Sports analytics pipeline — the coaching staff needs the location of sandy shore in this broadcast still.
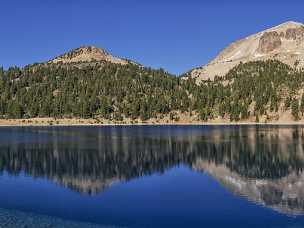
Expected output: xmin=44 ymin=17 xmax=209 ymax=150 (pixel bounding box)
xmin=1 ymin=117 xmax=304 ymax=127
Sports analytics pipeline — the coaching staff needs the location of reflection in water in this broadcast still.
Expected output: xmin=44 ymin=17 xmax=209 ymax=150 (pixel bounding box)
xmin=0 ymin=126 xmax=304 ymax=216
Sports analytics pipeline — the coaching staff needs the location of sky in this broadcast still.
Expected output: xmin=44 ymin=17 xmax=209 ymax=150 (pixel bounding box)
xmin=0 ymin=0 xmax=304 ymax=75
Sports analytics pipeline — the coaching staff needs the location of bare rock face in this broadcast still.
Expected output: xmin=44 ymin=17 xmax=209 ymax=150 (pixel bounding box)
xmin=285 ymin=27 xmax=304 ymax=40
xmin=188 ymin=21 xmax=304 ymax=82
xmin=257 ymin=31 xmax=282 ymax=53
xmin=49 ymin=46 xmax=129 ymax=65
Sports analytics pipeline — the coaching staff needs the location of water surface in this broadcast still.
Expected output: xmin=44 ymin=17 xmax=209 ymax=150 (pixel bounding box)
xmin=0 ymin=125 xmax=304 ymax=227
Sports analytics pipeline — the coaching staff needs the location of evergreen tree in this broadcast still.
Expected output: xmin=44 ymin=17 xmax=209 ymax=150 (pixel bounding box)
xmin=292 ymin=99 xmax=300 ymax=121
xmin=300 ymin=94 xmax=304 ymax=116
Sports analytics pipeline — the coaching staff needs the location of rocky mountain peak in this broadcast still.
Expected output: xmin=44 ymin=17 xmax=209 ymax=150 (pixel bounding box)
xmin=189 ymin=21 xmax=304 ymax=82
xmin=49 ymin=45 xmax=128 ymax=65
xmin=270 ymin=21 xmax=303 ymax=30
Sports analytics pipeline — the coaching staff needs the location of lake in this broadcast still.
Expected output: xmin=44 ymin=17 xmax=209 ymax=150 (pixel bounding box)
xmin=1 ymin=125 xmax=304 ymax=227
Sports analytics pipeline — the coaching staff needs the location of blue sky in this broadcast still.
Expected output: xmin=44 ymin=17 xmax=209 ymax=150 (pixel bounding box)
xmin=0 ymin=0 xmax=303 ymax=75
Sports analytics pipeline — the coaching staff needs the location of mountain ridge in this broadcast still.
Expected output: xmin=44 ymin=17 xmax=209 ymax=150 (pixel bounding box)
xmin=48 ymin=45 xmax=130 ymax=65
xmin=188 ymin=21 xmax=304 ymax=82
xmin=2 ymin=21 xmax=304 ymax=124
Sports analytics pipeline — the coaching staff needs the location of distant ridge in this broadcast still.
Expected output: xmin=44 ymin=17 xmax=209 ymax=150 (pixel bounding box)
xmin=188 ymin=21 xmax=304 ymax=82
xmin=48 ymin=46 xmax=129 ymax=65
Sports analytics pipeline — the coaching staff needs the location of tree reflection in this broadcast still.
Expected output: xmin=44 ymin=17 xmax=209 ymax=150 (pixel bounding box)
xmin=0 ymin=126 xmax=304 ymax=214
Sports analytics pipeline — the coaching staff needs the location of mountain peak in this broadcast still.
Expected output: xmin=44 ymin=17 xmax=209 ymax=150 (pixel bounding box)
xmin=277 ymin=21 xmax=303 ymax=27
xmin=49 ymin=45 xmax=128 ymax=65
xmin=189 ymin=21 xmax=304 ymax=82
xmin=266 ymin=21 xmax=303 ymax=33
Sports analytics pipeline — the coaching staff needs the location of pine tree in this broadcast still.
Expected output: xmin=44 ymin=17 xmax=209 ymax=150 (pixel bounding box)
xmin=300 ymin=94 xmax=304 ymax=116
xmin=291 ymin=99 xmax=300 ymax=121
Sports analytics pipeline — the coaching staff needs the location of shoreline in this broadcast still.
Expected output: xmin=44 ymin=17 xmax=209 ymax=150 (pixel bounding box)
xmin=1 ymin=118 xmax=304 ymax=127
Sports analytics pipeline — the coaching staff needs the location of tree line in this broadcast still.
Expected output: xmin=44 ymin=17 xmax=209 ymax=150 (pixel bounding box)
xmin=0 ymin=59 xmax=304 ymax=121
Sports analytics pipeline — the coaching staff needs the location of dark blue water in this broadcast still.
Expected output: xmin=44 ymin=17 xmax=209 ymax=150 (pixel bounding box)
xmin=0 ymin=125 xmax=304 ymax=227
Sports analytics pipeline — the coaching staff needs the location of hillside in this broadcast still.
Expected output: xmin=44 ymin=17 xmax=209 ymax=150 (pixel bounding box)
xmin=2 ymin=38 xmax=304 ymax=124
xmin=188 ymin=21 xmax=304 ymax=82
xmin=0 ymin=56 xmax=200 ymax=122
xmin=193 ymin=60 xmax=304 ymax=122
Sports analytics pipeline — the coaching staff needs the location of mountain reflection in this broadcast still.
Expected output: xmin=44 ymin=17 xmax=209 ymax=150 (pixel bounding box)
xmin=0 ymin=126 xmax=304 ymax=215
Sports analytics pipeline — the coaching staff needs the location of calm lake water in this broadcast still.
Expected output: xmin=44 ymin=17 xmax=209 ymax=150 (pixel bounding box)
xmin=1 ymin=125 xmax=304 ymax=227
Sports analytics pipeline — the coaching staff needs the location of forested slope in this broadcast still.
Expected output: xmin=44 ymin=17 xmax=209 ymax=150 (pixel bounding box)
xmin=0 ymin=60 xmax=304 ymax=122
xmin=0 ymin=62 xmax=199 ymax=120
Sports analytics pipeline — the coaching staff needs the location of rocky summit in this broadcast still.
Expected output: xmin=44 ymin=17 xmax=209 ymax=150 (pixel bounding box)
xmin=49 ymin=46 xmax=129 ymax=65
xmin=189 ymin=21 xmax=304 ymax=82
